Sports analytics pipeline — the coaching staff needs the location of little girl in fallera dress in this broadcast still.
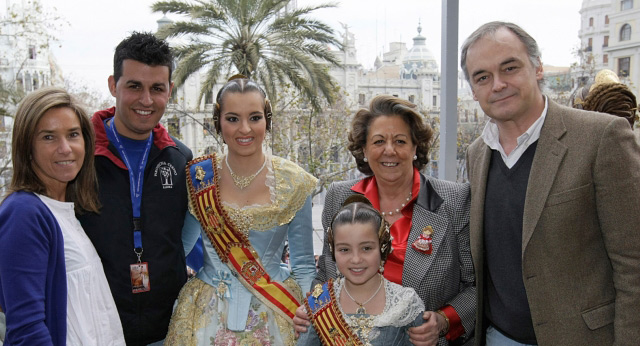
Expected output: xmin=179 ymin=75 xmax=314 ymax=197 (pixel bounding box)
xmin=297 ymin=196 xmax=425 ymax=346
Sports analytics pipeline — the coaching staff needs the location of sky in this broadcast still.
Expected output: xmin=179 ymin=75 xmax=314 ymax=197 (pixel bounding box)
xmin=31 ymin=0 xmax=583 ymax=99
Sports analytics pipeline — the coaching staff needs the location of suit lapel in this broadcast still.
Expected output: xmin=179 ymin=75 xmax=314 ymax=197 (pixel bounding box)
xmin=402 ymin=177 xmax=448 ymax=288
xmin=469 ymin=142 xmax=492 ymax=266
xmin=522 ymin=101 xmax=567 ymax=255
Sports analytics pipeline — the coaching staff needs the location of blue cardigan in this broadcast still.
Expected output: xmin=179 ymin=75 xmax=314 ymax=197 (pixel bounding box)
xmin=0 ymin=191 xmax=67 ymax=345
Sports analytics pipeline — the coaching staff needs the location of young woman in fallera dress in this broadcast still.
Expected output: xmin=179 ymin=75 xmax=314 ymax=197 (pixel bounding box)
xmin=165 ymin=77 xmax=317 ymax=346
xmin=297 ymin=195 xmax=425 ymax=346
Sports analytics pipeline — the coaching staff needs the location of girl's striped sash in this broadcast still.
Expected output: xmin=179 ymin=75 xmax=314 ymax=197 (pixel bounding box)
xmin=305 ymin=279 xmax=363 ymax=346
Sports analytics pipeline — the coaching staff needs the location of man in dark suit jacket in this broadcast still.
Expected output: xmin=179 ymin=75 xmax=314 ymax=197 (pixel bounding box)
xmin=462 ymin=21 xmax=640 ymax=345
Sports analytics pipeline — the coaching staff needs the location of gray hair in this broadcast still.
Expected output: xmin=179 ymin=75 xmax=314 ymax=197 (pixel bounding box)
xmin=460 ymin=21 xmax=542 ymax=86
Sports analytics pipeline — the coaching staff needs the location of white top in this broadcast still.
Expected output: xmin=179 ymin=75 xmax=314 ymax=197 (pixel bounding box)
xmin=481 ymin=96 xmax=549 ymax=168
xmin=334 ymin=277 xmax=425 ymax=328
xmin=37 ymin=194 xmax=125 ymax=346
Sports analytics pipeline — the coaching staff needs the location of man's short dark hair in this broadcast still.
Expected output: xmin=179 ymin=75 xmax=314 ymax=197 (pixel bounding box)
xmin=113 ymin=31 xmax=174 ymax=83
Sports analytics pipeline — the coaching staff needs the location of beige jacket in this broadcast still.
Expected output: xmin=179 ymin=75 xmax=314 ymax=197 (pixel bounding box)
xmin=467 ymin=99 xmax=640 ymax=346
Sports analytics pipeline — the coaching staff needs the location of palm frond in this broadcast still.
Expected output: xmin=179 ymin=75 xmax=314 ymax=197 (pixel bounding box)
xmin=151 ymin=0 xmax=195 ymax=15
xmin=154 ymin=0 xmax=342 ymax=113
xmin=156 ymin=21 xmax=212 ymax=39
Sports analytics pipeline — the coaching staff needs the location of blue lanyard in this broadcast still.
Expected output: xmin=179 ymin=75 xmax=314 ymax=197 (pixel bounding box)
xmin=108 ymin=119 xmax=153 ymax=256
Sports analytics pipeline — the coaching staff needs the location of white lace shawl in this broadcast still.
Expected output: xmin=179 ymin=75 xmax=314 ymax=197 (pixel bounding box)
xmin=334 ymin=277 xmax=425 ymax=328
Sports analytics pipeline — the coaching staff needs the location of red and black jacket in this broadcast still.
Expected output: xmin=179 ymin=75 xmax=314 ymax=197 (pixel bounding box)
xmin=78 ymin=108 xmax=193 ymax=346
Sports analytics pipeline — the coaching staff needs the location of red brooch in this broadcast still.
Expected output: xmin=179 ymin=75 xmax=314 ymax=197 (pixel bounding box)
xmin=412 ymin=226 xmax=434 ymax=255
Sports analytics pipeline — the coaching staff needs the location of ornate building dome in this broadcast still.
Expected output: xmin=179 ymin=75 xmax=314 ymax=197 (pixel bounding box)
xmin=401 ymin=21 xmax=439 ymax=80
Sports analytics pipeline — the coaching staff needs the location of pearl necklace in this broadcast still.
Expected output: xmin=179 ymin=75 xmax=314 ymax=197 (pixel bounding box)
xmin=225 ymin=155 xmax=267 ymax=190
xmin=343 ymin=274 xmax=384 ymax=315
xmin=381 ymin=191 xmax=412 ymax=217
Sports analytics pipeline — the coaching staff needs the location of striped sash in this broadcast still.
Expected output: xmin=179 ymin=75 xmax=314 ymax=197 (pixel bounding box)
xmin=305 ymin=279 xmax=363 ymax=346
xmin=186 ymin=154 xmax=300 ymax=321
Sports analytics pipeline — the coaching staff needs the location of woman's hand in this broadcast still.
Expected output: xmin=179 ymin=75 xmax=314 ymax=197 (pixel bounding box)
xmin=408 ymin=310 xmax=446 ymax=346
xmin=293 ymin=304 xmax=311 ymax=337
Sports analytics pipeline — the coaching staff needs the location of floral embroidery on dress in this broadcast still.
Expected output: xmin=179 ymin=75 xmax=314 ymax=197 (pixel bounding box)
xmin=212 ymin=306 xmax=273 ymax=346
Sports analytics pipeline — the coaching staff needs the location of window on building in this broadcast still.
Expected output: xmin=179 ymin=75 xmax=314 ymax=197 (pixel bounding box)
xmin=408 ymin=95 xmax=415 ymax=103
xmin=358 ymin=93 xmax=365 ymax=105
xmin=28 ymin=46 xmax=36 ymax=60
xmin=16 ymin=73 xmax=23 ymax=91
xmin=432 ymin=95 xmax=437 ymax=107
xmin=330 ymin=145 xmax=340 ymax=162
xmin=620 ymin=24 xmax=632 ymax=41
xmin=604 ymin=54 xmax=609 ymax=64
xmin=587 ymin=38 xmax=593 ymax=51
xmin=589 ymin=17 xmax=594 ymax=27
xmin=25 ymin=72 xmax=33 ymax=92
xmin=203 ymin=118 xmax=215 ymax=136
xmin=605 ymin=15 xmax=610 ymax=25
xmin=604 ymin=35 xmax=609 ymax=47
xmin=621 ymin=0 xmax=633 ymax=11
xmin=168 ymin=116 xmax=180 ymax=138
xmin=205 ymin=90 xmax=214 ymax=105
xmin=618 ymin=57 xmax=630 ymax=77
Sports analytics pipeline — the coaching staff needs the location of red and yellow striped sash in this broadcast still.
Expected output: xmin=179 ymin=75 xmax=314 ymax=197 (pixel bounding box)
xmin=186 ymin=154 xmax=300 ymax=321
xmin=305 ymin=279 xmax=363 ymax=346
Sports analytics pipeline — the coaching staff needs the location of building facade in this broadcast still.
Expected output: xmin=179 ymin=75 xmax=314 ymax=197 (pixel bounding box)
xmin=334 ymin=23 xmax=442 ymax=113
xmin=579 ymin=0 xmax=640 ymax=95
xmin=0 ymin=0 xmax=60 ymax=194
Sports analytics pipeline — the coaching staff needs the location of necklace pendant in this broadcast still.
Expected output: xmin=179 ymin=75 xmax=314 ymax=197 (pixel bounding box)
xmin=225 ymin=155 xmax=267 ymax=190
xmin=231 ymin=175 xmax=251 ymax=190
xmin=356 ymin=305 xmax=366 ymax=315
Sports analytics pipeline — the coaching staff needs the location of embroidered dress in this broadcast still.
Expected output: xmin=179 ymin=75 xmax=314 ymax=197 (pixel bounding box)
xmin=37 ymin=194 xmax=125 ymax=346
xmin=297 ymin=277 xmax=425 ymax=346
xmin=166 ymin=155 xmax=317 ymax=346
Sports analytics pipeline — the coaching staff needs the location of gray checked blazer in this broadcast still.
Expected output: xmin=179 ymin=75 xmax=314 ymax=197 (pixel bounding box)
xmin=314 ymin=172 xmax=476 ymax=345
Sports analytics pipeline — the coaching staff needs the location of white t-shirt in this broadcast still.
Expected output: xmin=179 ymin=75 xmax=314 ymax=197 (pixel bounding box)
xmin=37 ymin=194 xmax=125 ymax=346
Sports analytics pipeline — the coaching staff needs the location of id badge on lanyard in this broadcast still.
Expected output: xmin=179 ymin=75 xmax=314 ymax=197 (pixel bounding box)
xmin=109 ymin=119 xmax=153 ymax=293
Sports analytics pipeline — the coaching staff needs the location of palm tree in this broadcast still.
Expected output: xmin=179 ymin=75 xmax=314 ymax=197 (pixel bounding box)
xmin=152 ymin=0 xmax=342 ymax=112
